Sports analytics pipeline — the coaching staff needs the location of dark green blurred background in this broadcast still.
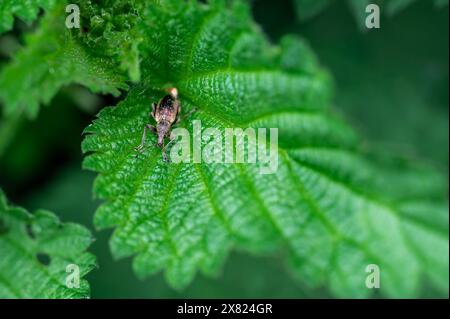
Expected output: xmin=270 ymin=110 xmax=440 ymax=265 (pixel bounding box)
xmin=0 ymin=0 xmax=448 ymax=297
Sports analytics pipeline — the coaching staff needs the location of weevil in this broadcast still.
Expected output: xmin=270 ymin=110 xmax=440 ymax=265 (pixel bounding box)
xmin=135 ymin=87 xmax=194 ymax=161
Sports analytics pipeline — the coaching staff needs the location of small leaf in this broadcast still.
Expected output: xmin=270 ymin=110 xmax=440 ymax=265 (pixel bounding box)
xmin=0 ymin=4 xmax=128 ymax=119
xmin=74 ymin=0 xmax=146 ymax=82
xmin=0 ymin=0 xmax=56 ymax=34
xmin=0 ymin=189 xmax=96 ymax=298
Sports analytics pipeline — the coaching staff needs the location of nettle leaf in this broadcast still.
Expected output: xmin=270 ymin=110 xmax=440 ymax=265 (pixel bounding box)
xmin=0 ymin=0 xmax=56 ymax=34
xmin=82 ymin=1 xmax=448 ymax=296
xmin=0 ymin=3 xmax=127 ymax=119
xmin=0 ymin=189 xmax=96 ymax=298
xmin=73 ymin=0 xmax=146 ymax=82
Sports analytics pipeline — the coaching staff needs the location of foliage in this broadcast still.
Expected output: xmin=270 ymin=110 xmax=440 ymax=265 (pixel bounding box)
xmin=0 ymin=190 xmax=95 ymax=298
xmin=0 ymin=0 xmax=447 ymax=298
xmin=0 ymin=0 xmax=56 ymax=33
xmin=0 ymin=4 xmax=127 ymax=119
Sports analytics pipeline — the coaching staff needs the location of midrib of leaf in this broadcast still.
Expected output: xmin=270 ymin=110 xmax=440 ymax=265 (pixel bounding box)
xmin=178 ymin=72 xmax=329 ymax=127
xmin=109 ymin=147 xmax=161 ymax=235
xmin=125 ymin=163 xmax=183 ymax=259
xmin=0 ymin=0 xmax=57 ymax=34
xmin=192 ymin=163 xmax=235 ymax=237
xmin=182 ymin=10 xmax=220 ymax=78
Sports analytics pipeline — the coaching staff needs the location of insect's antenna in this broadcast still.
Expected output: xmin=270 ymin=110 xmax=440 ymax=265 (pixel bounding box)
xmin=134 ymin=142 xmax=158 ymax=158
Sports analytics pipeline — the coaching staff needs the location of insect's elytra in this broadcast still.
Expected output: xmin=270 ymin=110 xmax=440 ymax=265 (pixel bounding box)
xmin=134 ymin=87 xmax=195 ymax=162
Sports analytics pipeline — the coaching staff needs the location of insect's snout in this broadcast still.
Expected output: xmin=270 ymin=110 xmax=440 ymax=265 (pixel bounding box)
xmin=157 ymin=134 xmax=165 ymax=148
xmin=167 ymin=87 xmax=178 ymax=99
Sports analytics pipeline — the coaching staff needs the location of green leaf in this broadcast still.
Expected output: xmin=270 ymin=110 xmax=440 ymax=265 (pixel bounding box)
xmin=82 ymin=1 xmax=448 ymax=297
xmin=0 ymin=3 xmax=128 ymax=119
xmin=0 ymin=0 xmax=56 ymax=34
xmin=73 ymin=0 xmax=146 ymax=82
xmin=0 ymin=189 xmax=96 ymax=298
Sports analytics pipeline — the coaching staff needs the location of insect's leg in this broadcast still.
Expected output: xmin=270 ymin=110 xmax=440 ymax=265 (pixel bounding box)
xmin=150 ymin=103 xmax=157 ymax=119
xmin=175 ymin=107 xmax=197 ymax=125
xmin=175 ymin=105 xmax=181 ymax=124
xmin=161 ymin=136 xmax=178 ymax=162
xmin=165 ymin=136 xmax=177 ymax=151
xmin=162 ymin=148 xmax=169 ymax=162
xmin=135 ymin=124 xmax=156 ymax=156
xmin=161 ymin=141 xmax=170 ymax=162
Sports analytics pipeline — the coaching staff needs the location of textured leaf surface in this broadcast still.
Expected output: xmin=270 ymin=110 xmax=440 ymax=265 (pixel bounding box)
xmin=0 ymin=189 xmax=96 ymax=298
xmin=74 ymin=0 xmax=146 ymax=82
xmin=0 ymin=3 xmax=127 ymax=118
xmin=82 ymin=1 xmax=448 ymax=297
xmin=0 ymin=0 xmax=56 ymax=33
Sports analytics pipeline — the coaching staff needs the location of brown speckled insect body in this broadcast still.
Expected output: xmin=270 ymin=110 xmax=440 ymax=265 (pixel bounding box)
xmin=135 ymin=87 xmax=193 ymax=161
